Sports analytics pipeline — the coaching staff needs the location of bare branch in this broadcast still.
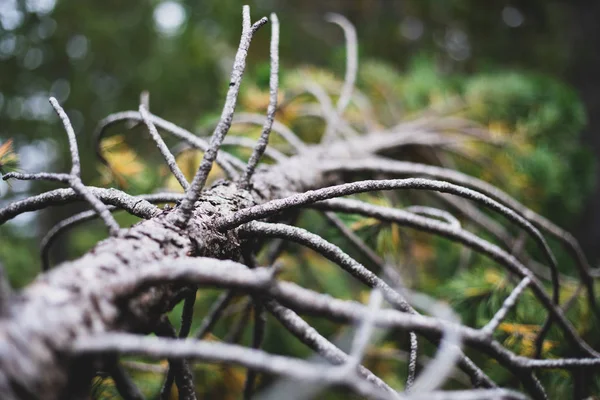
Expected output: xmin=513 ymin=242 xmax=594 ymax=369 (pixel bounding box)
xmin=407 ymin=291 xmax=462 ymax=394
xmin=302 ymin=80 xmax=358 ymax=141
xmin=264 ymin=300 xmax=398 ymax=396
xmin=174 ymin=6 xmax=268 ymax=227
xmin=154 ymin=317 xmax=197 ymax=400
xmin=0 ymin=187 xmax=176 ymax=224
xmin=139 ymin=104 xmax=189 ymax=190
xmin=73 ymin=334 xmax=390 ymax=400
xmin=233 ymin=113 xmax=306 ymax=152
xmin=48 ymin=98 xmax=121 ymax=235
xmin=160 ymin=290 xmax=197 ymax=398
xmin=194 ymin=290 xmax=236 ymax=339
xmin=481 ymin=277 xmax=531 ymax=336
xmin=407 ymin=389 xmax=528 ymax=400
xmin=94 ymin=110 xmax=243 ymax=177
xmin=240 ymin=222 xmax=497 ymax=388
xmin=325 ymin=13 xmax=358 ymax=117
xmin=2 ymin=172 xmax=70 ymax=182
xmin=242 ymin=301 xmax=265 ymax=399
xmin=322 ymin=157 xmax=599 ymax=317
xmin=242 ymin=12 xmax=280 ymax=188
xmin=406 ymin=206 xmax=461 ymax=229
xmin=406 ymin=332 xmax=418 ymax=390
xmin=49 ymin=97 xmax=81 ymax=177
xmin=348 ymin=289 xmax=383 ymax=369
xmin=308 ymin=197 xmax=594 ymax=357
xmin=106 ymin=360 xmax=146 ymax=400
xmin=222 ymin=136 xmax=287 ymax=162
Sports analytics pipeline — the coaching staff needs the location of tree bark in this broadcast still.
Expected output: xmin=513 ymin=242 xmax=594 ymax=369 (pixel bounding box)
xmin=0 ymin=134 xmax=371 ymax=400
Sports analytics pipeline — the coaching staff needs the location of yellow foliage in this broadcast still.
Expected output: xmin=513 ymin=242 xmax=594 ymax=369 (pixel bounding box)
xmin=484 ymin=269 xmax=504 ymax=286
xmin=99 ymin=135 xmax=145 ymax=187
xmin=498 ymin=322 xmax=557 ymax=357
xmin=0 ymin=139 xmax=18 ymax=171
xmin=350 ymin=217 xmax=380 ymax=231
xmin=487 ymin=121 xmax=512 ymax=140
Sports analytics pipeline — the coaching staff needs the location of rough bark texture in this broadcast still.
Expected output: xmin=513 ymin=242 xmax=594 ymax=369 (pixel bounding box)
xmin=0 ymin=135 xmax=371 ymax=400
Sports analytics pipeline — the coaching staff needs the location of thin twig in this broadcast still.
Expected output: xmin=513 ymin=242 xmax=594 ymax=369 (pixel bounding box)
xmin=348 ymin=289 xmax=383 ymax=369
xmin=154 ymin=317 xmax=197 ymax=400
xmin=406 ymin=332 xmax=418 ymax=390
xmin=194 ymin=291 xmax=237 ymax=339
xmin=323 ymin=13 xmax=357 ymax=143
xmin=233 ymin=113 xmax=306 ymax=152
xmin=139 ymin=104 xmax=189 ymax=190
xmin=48 ymin=97 xmax=121 ymax=236
xmin=160 ymin=290 xmax=197 ymax=398
xmin=94 ymin=110 xmax=242 ymax=176
xmin=407 ymin=291 xmax=462 ymax=394
xmin=481 ymin=277 xmax=531 ymax=336
xmin=243 ymin=301 xmax=266 ymax=399
xmin=303 ymin=80 xmax=358 ymax=141
xmin=264 ymin=300 xmax=398 ymax=396
xmin=242 ymin=13 xmax=280 ymax=188
xmin=107 ymin=360 xmax=145 ymax=400
xmin=2 ymin=172 xmax=71 ymax=182
xmin=0 ymin=187 xmax=177 ymax=224
xmin=406 ymin=206 xmax=461 ymax=229
xmin=49 ymin=97 xmax=81 ymax=177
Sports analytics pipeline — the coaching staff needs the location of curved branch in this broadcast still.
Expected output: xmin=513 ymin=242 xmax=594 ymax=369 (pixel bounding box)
xmin=0 ymin=187 xmax=177 ymax=224
xmin=325 ymin=13 xmax=358 ymax=117
xmin=322 ymin=157 xmax=597 ymax=311
xmin=93 ymin=110 xmax=242 ymax=177
xmin=73 ymin=334 xmax=391 ymax=400
xmin=233 ymin=113 xmax=307 ymax=152
xmin=218 ymin=176 xmax=561 ymax=315
xmin=306 ymin=197 xmax=595 ymax=357
xmin=240 ymin=221 xmax=497 ymax=389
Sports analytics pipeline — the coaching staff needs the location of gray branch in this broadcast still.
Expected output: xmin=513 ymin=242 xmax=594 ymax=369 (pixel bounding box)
xmin=174 ymin=6 xmax=268 ymax=227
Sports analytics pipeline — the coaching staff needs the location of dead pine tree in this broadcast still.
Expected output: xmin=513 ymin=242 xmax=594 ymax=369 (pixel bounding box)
xmin=0 ymin=5 xmax=599 ymax=400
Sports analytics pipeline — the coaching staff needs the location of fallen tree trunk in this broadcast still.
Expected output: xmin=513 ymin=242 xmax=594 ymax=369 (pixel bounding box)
xmin=0 ymin=141 xmax=360 ymax=399
xmin=1 ymin=6 xmax=599 ymax=400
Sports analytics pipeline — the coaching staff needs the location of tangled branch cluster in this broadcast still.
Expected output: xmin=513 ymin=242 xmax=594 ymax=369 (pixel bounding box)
xmin=0 ymin=5 xmax=598 ymax=400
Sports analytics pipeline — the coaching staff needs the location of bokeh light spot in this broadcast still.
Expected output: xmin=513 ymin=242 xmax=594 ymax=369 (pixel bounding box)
xmin=153 ymin=1 xmax=187 ymax=37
